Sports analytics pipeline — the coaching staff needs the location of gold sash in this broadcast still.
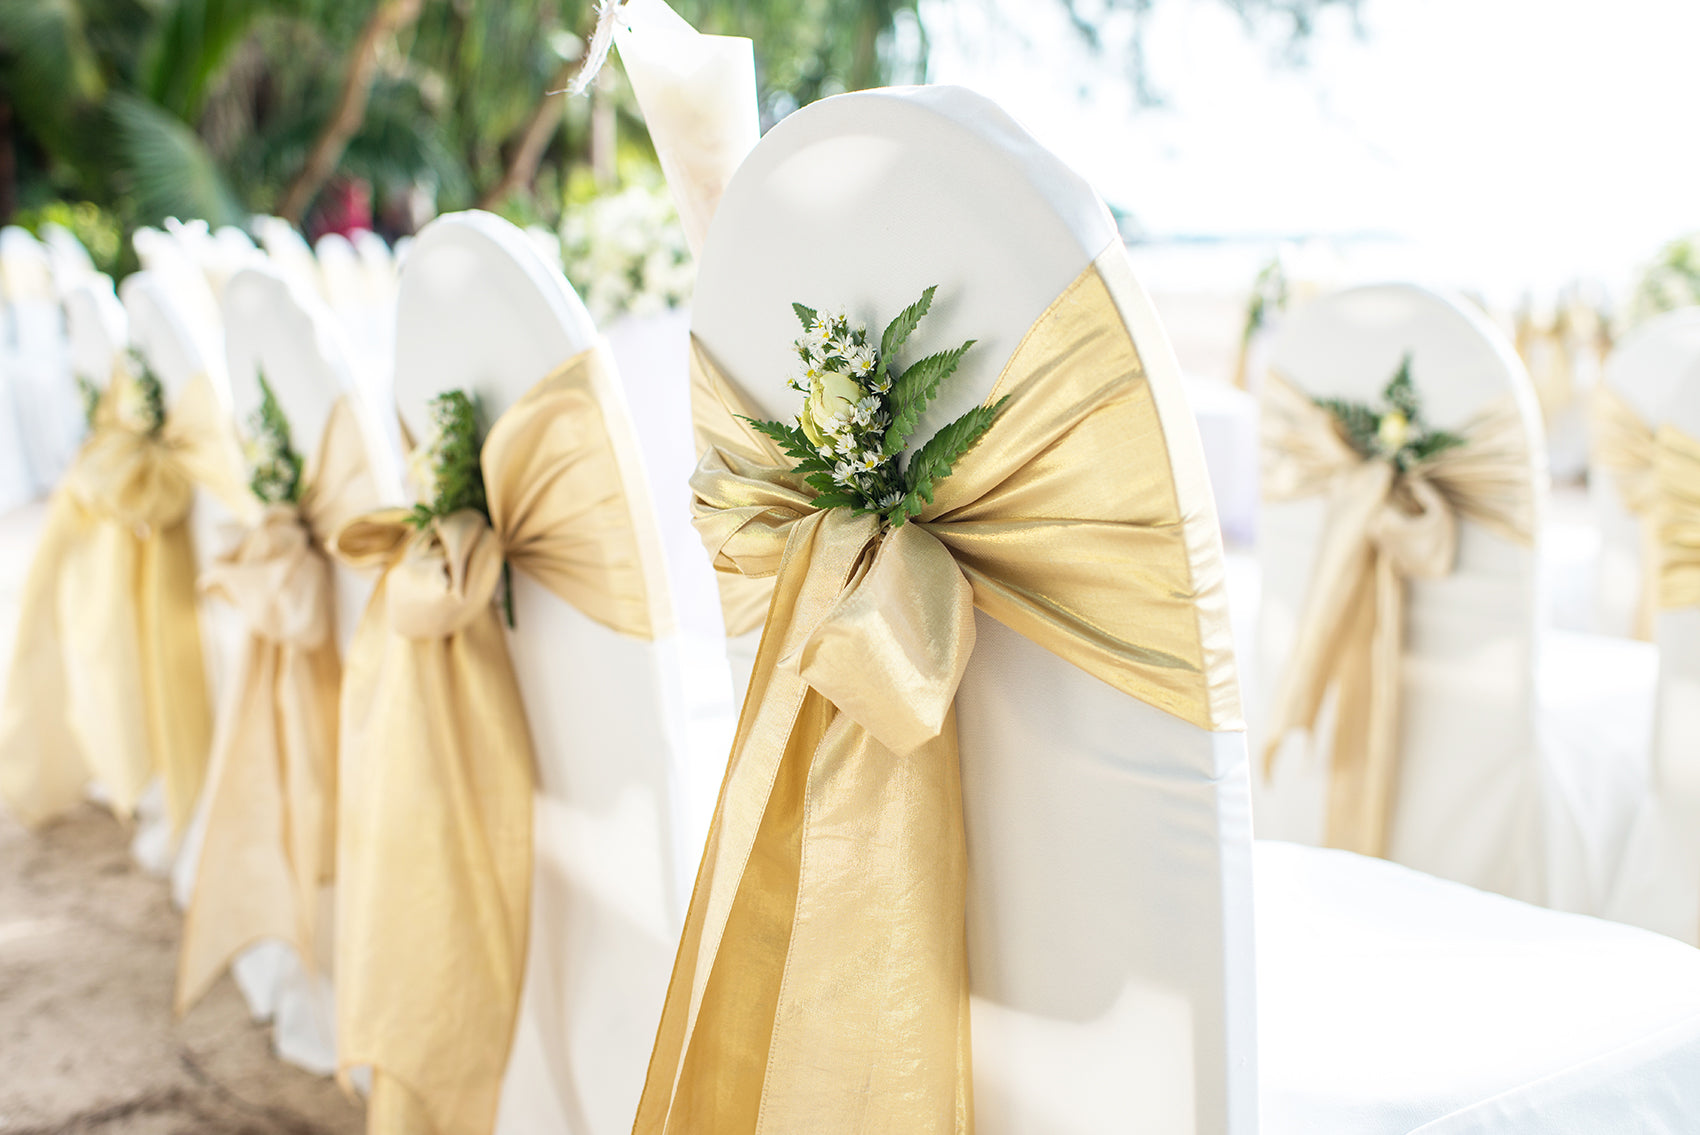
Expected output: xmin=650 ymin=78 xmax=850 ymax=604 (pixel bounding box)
xmin=0 ymin=371 xmax=249 ymax=833
xmin=176 ymin=398 xmax=377 ymax=1015
xmin=1592 ymin=383 xmax=1661 ymax=638
xmin=1260 ymin=372 xmax=1536 ymax=856
xmin=331 ymin=344 xmax=667 ymax=1135
xmin=1656 ymin=423 xmax=1700 ymax=611
xmin=637 ymin=249 xmax=1242 ymax=1134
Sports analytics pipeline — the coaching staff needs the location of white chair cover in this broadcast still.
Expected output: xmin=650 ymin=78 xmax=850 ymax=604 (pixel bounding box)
xmin=694 ymin=84 xmax=1257 ymax=1133
xmin=118 ymin=270 xmax=243 ymax=876
xmin=603 ymin=308 xmax=735 ymax=854
xmin=1255 ymin=286 xmax=1651 ymax=916
xmin=1606 ymin=358 xmax=1700 ymax=943
xmin=1592 ymin=307 xmax=1700 ymax=638
xmin=186 ymin=262 xmax=393 ymax=1074
xmin=392 ymin=211 xmax=690 ymax=1134
xmin=1 ymin=226 xmax=80 ymax=492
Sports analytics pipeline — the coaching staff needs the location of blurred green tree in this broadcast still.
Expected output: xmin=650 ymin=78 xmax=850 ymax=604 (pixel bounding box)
xmin=0 ymin=0 xmax=1349 ymax=248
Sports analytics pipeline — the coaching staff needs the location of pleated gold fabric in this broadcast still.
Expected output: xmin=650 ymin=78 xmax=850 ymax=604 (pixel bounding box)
xmin=689 ymin=337 xmax=786 ymax=637
xmin=330 ymin=344 xmax=664 ymax=1135
xmin=636 ymin=250 xmax=1242 ymax=1135
xmin=0 ymin=371 xmax=249 ymax=833
xmin=1261 ymin=372 xmax=1536 ymax=856
xmin=1592 ymin=384 xmax=1661 ymax=639
xmin=1655 ymin=423 xmax=1700 ymax=612
xmin=176 ymin=398 xmax=377 ymax=1015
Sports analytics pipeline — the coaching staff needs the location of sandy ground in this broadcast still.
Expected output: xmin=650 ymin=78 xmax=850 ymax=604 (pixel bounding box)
xmin=0 ymin=804 xmax=363 ymax=1135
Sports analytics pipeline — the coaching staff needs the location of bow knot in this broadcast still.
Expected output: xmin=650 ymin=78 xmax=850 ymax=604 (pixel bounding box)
xmin=335 ymin=508 xmax=505 ymax=640
xmin=201 ymin=505 xmax=333 ymax=648
xmin=1365 ymin=468 xmax=1457 ymax=580
xmin=65 ymin=426 xmax=195 ymax=533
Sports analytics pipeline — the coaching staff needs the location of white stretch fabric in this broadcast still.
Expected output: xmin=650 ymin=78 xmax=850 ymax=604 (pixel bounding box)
xmin=603 ymin=309 xmax=735 ymax=859
xmin=184 ymin=264 xmax=390 ymax=1074
xmin=1606 ymin=358 xmax=1700 ymax=944
xmin=118 ymin=271 xmax=244 ymax=878
xmin=694 ymin=85 xmax=1258 ymax=1135
xmin=1 ymin=226 xmax=80 ymax=494
xmin=1258 ymin=841 xmax=1700 ymax=1134
xmin=392 ymin=212 xmax=690 ymax=1135
xmin=1591 ymin=307 xmax=1700 ymax=638
xmin=1255 ymin=287 xmax=1651 ymax=916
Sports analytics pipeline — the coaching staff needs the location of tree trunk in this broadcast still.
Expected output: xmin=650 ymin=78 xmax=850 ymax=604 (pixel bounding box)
xmin=277 ymin=0 xmax=424 ymax=226
xmin=477 ymin=58 xmax=577 ymax=211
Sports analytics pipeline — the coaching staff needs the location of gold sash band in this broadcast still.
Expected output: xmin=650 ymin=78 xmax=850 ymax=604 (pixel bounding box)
xmin=176 ymin=397 xmax=378 ymax=1015
xmin=637 ymin=249 xmax=1242 ymax=1134
xmin=1260 ymin=372 xmax=1536 ymax=857
xmin=331 ymin=344 xmax=665 ymax=1135
xmin=1591 ymin=383 xmax=1661 ymax=638
xmin=1656 ymin=423 xmax=1700 ymax=611
xmin=0 ymin=371 xmax=249 ymax=833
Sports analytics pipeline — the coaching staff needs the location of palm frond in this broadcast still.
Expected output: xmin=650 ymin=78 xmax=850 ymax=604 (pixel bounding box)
xmin=108 ymin=93 xmax=245 ymax=226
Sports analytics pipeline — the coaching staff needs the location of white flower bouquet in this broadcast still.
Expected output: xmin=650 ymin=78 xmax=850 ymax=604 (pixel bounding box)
xmin=560 ymin=184 xmax=695 ymax=324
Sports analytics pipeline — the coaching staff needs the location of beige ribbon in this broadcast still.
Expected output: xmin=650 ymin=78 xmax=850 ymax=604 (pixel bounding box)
xmin=1592 ymin=383 xmax=1662 ymax=639
xmin=1261 ymin=372 xmax=1536 ymax=857
xmin=636 ymin=249 xmax=1243 ymax=1135
xmin=175 ymin=398 xmax=377 ymax=1015
xmin=0 ymin=371 xmax=250 ymax=833
xmin=331 ymin=343 xmax=667 ymax=1135
xmin=1515 ymin=308 xmax=1577 ymax=423
xmin=1656 ymin=423 xmax=1700 ymax=612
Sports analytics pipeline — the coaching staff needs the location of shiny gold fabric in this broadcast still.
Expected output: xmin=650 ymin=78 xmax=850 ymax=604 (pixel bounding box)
xmin=1592 ymin=383 xmax=1661 ymax=638
xmin=1515 ymin=309 xmax=1577 ymax=424
xmin=1261 ymin=371 xmax=1536 ymax=857
xmin=637 ymin=250 xmax=1243 ymax=1135
xmin=1655 ymin=423 xmax=1700 ymax=612
xmin=0 ymin=372 xmax=249 ymax=833
xmin=689 ymin=337 xmax=786 ymax=637
xmin=176 ymin=398 xmax=377 ymax=1015
xmin=331 ymin=344 xmax=665 ymax=1135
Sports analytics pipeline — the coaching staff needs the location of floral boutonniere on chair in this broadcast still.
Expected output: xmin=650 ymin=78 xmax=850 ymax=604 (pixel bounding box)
xmin=1315 ymin=354 xmax=1464 ymax=473
xmin=744 ymin=287 xmax=1005 ymax=524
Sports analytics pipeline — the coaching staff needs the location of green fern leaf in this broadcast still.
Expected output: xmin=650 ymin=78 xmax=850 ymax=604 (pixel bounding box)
xmin=793 ymin=302 xmax=818 ymax=330
xmin=882 ymin=340 xmax=976 ymax=456
xmin=892 ymin=396 xmax=1007 ymax=521
xmin=810 ymin=490 xmax=860 ymax=511
xmin=1383 ymin=354 xmax=1420 ymax=420
xmin=875 ymin=285 xmax=936 ymax=387
xmin=741 ymin=415 xmax=816 ymax=462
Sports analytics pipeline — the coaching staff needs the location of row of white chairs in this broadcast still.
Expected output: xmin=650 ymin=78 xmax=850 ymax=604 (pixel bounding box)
xmin=9 ymin=83 xmax=1700 ymax=1134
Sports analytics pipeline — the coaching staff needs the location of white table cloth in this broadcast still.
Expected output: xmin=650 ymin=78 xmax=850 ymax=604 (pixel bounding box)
xmin=1258 ymin=841 xmax=1700 ymax=1134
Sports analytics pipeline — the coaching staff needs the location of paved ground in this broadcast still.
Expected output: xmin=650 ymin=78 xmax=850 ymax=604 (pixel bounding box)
xmin=0 ymin=804 xmax=363 ymax=1135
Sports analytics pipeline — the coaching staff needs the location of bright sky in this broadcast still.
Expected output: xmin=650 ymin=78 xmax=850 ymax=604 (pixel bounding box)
xmin=923 ymin=0 xmax=1700 ymax=296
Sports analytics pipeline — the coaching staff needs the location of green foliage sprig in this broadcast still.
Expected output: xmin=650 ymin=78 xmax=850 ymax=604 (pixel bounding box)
xmin=244 ymin=372 xmax=304 ymax=505
xmin=76 ymin=374 xmax=102 ymax=430
xmin=744 ymin=288 xmax=1005 ymax=527
xmin=407 ymin=389 xmax=512 ymax=627
xmin=119 ymin=349 xmax=168 ymax=438
xmin=1314 ymin=354 xmax=1465 ymax=474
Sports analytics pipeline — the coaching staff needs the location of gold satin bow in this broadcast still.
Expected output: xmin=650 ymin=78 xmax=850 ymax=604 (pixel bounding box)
xmin=637 ymin=249 xmax=1242 ymax=1135
xmin=1656 ymin=423 xmax=1700 ymax=611
xmin=176 ymin=397 xmax=378 ymax=1016
xmin=0 ymin=370 xmax=249 ymax=834
xmin=1592 ymin=384 xmax=1662 ymax=638
xmin=330 ymin=344 xmax=667 ymax=1135
xmin=1260 ymin=371 xmax=1536 ymax=857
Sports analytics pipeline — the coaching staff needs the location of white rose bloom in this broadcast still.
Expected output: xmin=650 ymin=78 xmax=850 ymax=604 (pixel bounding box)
xmin=1376 ymin=410 xmax=1410 ymax=453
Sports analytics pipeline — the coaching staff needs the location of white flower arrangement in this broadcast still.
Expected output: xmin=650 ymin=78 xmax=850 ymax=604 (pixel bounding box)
xmin=560 ymin=184 xmax=695 ymax=324
xmin=747 ymin=289 xmax=1004 ymax=526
